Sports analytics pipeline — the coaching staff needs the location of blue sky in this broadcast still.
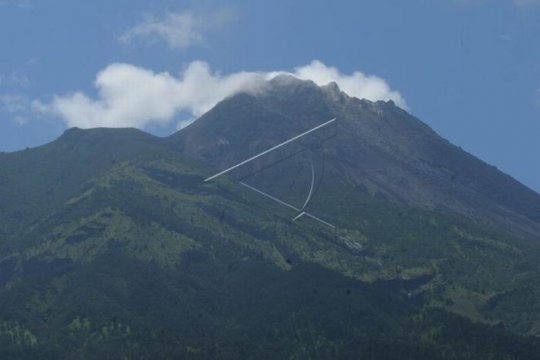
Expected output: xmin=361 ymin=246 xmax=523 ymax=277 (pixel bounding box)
xmin=0 ymin=0 xmax=539 ymax=191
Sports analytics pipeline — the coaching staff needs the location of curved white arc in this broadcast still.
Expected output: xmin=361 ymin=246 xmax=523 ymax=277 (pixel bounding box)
xmin=299 ymin=158 xmax=316 ymax=211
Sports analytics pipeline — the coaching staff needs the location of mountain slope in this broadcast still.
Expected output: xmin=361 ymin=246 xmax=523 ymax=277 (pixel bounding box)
xmin=1 ymin=151 xmax=539 ymax=359
xmin=0 ymin=77 xmax=539 ymax=358
xmin=0 ymin=127 xmax=167 ymax=244
xmin=173 ymin=75 xmax=540 ymax=238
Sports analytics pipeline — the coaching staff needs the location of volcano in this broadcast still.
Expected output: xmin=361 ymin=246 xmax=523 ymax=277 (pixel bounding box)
xmin=0 ymin=76 xmax=539 ymax=359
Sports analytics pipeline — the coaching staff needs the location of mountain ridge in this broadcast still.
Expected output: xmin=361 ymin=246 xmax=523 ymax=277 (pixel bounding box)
xmin=1 ymin=76 xmax=540 ymax=358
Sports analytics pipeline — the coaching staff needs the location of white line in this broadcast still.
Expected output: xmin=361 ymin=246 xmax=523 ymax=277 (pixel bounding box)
xmin=292 ymin=212 xmax=306 ymax=221
xmin=294 ymin=211 xmax=335 ymax=228
xmin=239 ymin=182 xmax=300 ymax=212
xmin=239 ymin=182 xmax=336 ymax=229
xmin=205 ymin=118 xmax=336 ymax=182
xmin=303 ymin=212 xmax=336 ymax=229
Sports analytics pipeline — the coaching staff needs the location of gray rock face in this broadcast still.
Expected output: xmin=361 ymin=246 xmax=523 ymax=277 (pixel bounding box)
xmin=172 ymin=75 xmax=540 ymax=239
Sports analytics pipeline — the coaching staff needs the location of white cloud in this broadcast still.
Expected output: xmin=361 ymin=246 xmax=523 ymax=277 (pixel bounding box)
xmin=34 ymin=61 xmax=266 ymax=129
xmin=35 ymin=60 xmax=406 ymax=129
xmin=176 ymin=117 xmax=197 ymax=130
xmin=120 ymin=10 xmax=235 ymax=50
xmin=289 ymin=60 xmax=407 ymax=109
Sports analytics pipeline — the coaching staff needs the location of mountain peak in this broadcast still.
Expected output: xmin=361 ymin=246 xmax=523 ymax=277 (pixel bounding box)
xmin=268 ymin=73 xmax=317 ymax=87
xmin=321 ymin=80 xmax=340 ymax=93
xmin=266 ymin=74 xmax=344 ymax=97
xmin=57 ymin=126 xmax=158 ymax=147
xmin=262 ymin=75 xmax=398 ymax=112
xmin=264 ymin=74 xmax=322 ymax=99
xmin=320 ymin=81 xmax=348 ymax=103
xmin=265 ymin=75 xmax=403 ymax=108
xmin=174 ymin=74 xmax=540 ymax=238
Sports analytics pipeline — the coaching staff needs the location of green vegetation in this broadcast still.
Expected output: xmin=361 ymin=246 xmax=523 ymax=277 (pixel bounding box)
xmin=1 ymin=127 xmax=540 ymax=358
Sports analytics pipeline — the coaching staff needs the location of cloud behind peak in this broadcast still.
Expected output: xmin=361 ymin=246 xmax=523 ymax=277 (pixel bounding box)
xmin=35 ymin=61 xmax=406 ymax=130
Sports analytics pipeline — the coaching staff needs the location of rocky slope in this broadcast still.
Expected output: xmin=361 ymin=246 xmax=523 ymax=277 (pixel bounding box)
xmin=175 ymin=75 xmax=540 ymax=238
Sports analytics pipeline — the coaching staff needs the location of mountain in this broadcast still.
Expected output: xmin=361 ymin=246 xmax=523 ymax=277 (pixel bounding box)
xmin=174 ymin=75 xmax=540 ymax=238
xmin=0 ymin=76 xmax=539 ymax=359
